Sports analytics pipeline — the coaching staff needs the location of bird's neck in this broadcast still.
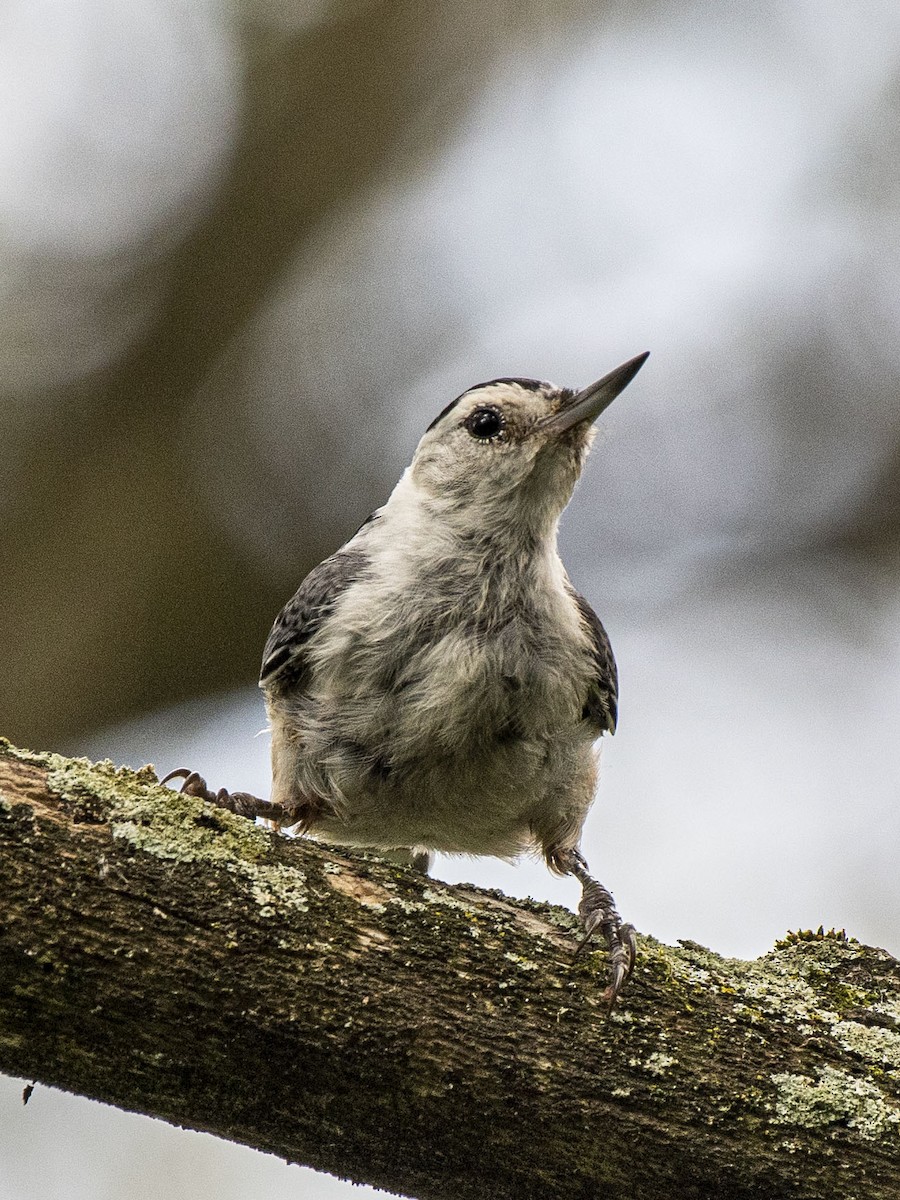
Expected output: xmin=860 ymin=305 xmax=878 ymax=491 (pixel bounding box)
xmin=395 ymin=469 xmax=563 ymax=548
xmin=374 ymin=472 xmax=563 ymax=607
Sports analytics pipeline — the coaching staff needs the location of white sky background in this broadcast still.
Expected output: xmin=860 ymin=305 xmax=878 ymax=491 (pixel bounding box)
xmin=3 ymin=1 xmax=900 ymax=1198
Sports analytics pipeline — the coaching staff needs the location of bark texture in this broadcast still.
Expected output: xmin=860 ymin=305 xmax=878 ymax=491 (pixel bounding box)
xmin=1 ymin=738 xmax=899 ymax=1200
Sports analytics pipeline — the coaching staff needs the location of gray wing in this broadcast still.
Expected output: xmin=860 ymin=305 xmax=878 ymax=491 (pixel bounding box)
xmin=567 ymin=585 xmax=618 ymax=735
xmin=259 ymin=546 xmax=369 ymax=692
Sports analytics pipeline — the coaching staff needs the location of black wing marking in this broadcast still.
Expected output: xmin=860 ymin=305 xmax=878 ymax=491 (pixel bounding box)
xmin=567 ymin=584 xmax=618 ymax=735
xmin=259 ymin=548 xmax=369 ymax=691
xmin=350 ymin=509 xmax=381 ymax=538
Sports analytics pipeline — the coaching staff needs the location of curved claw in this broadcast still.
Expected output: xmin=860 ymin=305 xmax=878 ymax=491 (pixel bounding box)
xmin=160 ymin=768 xmax=190 ymax=786
xmin=599 ymin=922 xmax=637 ymax=1011
xmin=554 ymin=846 xmax=636 ymax=1010
xmin=578 ymin=916 xmax=637 ymax=1012
xmin=161 ymin=768 xmax=217 ymax=801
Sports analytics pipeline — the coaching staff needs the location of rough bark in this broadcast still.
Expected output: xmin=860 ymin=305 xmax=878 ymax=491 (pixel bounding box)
xmin=1 ymin=738 xmax=898 ymax=1200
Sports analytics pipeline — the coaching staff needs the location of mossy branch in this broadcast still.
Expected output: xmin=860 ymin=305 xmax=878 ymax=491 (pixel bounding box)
xmin=1 ymin=738 xmax=899 ymax=1200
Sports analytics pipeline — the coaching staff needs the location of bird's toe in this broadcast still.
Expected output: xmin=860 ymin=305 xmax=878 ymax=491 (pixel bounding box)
xmin=161 ymin=768 xmax=216 ymax=802
xmin=572 ymin=870 xmax=636 ymax=1011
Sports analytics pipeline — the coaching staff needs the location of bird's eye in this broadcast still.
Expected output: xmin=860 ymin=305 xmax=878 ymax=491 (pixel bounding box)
xmin=464 ymin=406 xmax=505 ymax=441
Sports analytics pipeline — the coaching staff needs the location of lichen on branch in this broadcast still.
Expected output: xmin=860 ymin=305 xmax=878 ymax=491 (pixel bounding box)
xmin=1 ymin=738 xmax=899 ymax=1200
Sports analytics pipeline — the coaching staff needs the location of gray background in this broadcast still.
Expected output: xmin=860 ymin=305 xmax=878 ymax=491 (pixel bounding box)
xmin=2 ymin=1 xmax=899 ymax=1197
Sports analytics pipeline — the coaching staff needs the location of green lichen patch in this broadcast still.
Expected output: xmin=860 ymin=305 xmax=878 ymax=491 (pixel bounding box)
xmin=630 ymin=1051 xmax=678 ymax=1078
xmin=107 ymin=792 xmax=270 ymax=866
xmin=771 ymin=1066 xmax=900 ymax=1141
xmin=0 ymin=741 xmax=309 ymax=916
xmin=635 ymin=933 xmax=882 ymax=1030
xmin=105 ymin=783 xmax=308 ymax=917
xmin=503 ymin=951 xmax=540 ymax=972
xmin=618 ymin=933 xmax=900 ymax=1136
xmin=774 ymin=926 xmax=850 ymax=947
xmin=833 ymin=1021 xmax=900 ymax=1073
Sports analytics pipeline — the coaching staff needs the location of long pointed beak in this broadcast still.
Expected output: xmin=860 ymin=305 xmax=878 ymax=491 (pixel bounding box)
xmin=539 ymin=351 xmax=649 ymax=436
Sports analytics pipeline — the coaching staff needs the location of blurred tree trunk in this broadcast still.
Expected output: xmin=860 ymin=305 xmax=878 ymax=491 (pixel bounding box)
xmin=2 ymin=0 xmax=594 ymax=748
xmin=1 ymin=739 xmax=899 ymax=1200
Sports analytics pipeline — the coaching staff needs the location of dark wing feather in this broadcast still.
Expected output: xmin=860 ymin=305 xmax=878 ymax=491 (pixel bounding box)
xmin=567 ymin=585 xmax=618 ymax=735
xmin=259 ymin=548 xmax=368 ymax=692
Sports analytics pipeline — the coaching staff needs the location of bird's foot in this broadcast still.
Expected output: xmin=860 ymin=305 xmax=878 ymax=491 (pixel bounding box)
xmin=160 ymin=768 xmax=308 ymax=828
xmin=555 ymin=848 xmax=636 ymax=1011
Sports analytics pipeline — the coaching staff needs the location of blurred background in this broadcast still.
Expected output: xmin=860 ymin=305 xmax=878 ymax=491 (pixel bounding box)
xmin=2 ymin=0 xmax=899 ymax=1196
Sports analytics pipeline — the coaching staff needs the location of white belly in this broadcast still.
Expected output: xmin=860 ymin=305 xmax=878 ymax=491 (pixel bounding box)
xmin=287 ymin=622 xmax=596 ymax=856
xmin=269 ymin=511 xmax=601 ymax=857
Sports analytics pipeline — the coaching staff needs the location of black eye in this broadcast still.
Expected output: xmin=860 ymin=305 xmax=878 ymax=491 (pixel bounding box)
xmin=464 ymin=406 xmax=504 ymax=441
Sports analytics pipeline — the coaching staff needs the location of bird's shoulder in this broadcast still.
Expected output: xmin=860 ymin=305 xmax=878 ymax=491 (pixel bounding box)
xmin=259 ymin=519 xmax=376 ymax=690
xmin=563 ymin=579 xmax=618 ymax=734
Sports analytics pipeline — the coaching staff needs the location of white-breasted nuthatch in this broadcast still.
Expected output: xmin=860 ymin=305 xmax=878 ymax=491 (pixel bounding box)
xmin=165 ymin=351 xmax=648 ymax=1007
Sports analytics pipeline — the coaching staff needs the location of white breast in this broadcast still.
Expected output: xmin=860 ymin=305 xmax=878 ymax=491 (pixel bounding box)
xmin=291 ymin=478 xmax=599 ymax=857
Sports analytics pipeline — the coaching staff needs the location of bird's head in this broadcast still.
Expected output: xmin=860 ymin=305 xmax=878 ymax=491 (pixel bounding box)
xmin=409 ymin=352 xmax=649 ymax=538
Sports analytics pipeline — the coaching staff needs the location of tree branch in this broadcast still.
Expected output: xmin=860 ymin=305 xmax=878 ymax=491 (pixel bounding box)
xmin=1 ymin=738 xmax=898 ymax=1199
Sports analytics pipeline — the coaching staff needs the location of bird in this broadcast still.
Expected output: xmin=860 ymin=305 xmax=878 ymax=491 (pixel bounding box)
xmin=164 ymin=351 xmax=648 ymax=1008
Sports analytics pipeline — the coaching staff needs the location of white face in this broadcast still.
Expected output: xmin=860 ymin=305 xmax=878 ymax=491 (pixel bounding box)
xmin=410 ymin=377 xmax=596 ymax=535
